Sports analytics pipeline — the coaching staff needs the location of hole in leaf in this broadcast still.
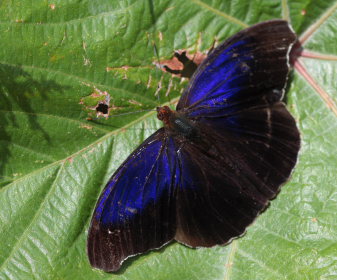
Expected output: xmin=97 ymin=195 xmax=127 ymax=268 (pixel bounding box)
xmin=159 ymin=50 xmax=206 ymax=79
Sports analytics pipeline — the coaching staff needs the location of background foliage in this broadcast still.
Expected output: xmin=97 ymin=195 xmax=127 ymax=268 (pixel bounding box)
xmin=0 ymin=0 xmax=336 ymax=279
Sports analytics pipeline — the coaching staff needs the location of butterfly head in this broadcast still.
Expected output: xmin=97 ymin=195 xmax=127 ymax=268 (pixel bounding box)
xmin=156 ymin=106 xmax=173 ymax=126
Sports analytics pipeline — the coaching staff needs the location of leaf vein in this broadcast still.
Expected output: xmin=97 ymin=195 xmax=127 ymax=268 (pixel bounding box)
xmin=0 ymin=163 xmax=64 ymax=272
xmin=294 ymin=58 xmax=337 ymax=117
xmin=0 ymin=140 xmax=57 ymax=162
xmin=223 ymin=240 xmax=238 ymax=280
xmin=237 ymin=248 xmax=286 ymax=279
xmin=0 ymin=61 xmax=159 ymax=105
xmin=189 ymin=0 xmax=248 ymax=28
xmin=0 ymin=2 xmax=138 ymax=26
xmin=0 ymin=110 xmax=111 ymax=133
xmin=0 ymin=98 xmax=178 ymax=194
xmin=300 ymin=1 xmax=337 ymax=44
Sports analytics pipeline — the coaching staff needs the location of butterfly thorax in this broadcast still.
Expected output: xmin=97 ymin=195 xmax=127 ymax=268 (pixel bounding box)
xmin=157 ymin=106 xmax=197 ymax=138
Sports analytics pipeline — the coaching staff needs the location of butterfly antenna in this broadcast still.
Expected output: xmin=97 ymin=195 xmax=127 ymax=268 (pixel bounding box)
xmin=94 ymin=109 xmax=156 ymax=120
xmin=89 ymin=109 xmax=157 ymax=130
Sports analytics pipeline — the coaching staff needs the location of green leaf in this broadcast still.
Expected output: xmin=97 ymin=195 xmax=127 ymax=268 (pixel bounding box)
xmin=0 ymin=1 xmax=336 ymax=279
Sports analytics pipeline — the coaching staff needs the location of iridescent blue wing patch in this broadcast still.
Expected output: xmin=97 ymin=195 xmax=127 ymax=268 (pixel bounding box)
xmin=87 ymin=129 xmax=178 ymax=272
xmin=177 ymin=20 xmax=296 ymax=118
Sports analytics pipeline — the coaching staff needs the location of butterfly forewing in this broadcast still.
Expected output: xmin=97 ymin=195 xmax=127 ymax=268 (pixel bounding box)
xmin=177 ymin=20 xmax=297 ymax=118
xmin=87 ymin=129 xmax=177 ymax=271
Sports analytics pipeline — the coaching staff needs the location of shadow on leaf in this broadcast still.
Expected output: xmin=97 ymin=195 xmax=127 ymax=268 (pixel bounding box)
xmin=0 ymin=63 xmax=69 ymax=187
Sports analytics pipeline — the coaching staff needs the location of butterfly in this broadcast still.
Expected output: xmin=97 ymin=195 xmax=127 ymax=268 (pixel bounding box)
xmin=87 ymin=19 xmax=300 ymax=272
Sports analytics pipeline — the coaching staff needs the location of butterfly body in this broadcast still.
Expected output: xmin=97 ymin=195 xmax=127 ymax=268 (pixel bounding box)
xmin=157 ymin=106 xmax=198 ymax=138
xmin=87 ymin=20 xmax=300 ymax=272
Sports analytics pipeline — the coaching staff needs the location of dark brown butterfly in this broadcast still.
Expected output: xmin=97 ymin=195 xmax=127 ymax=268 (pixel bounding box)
xmin=87 ymin=20 xmax=300 ymax=272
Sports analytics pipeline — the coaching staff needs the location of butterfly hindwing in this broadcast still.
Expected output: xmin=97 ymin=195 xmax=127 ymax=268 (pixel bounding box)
xmin=174 ymin=137 xmax=265 ymax=247
xmin=173 ymin=102 xmax=300 ymax=247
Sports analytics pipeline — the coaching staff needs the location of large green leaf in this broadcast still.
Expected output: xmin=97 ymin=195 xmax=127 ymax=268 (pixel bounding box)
xmin=0 ymin=1 xmax=336 ymax=279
